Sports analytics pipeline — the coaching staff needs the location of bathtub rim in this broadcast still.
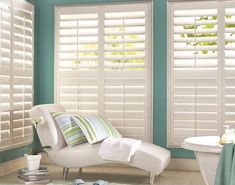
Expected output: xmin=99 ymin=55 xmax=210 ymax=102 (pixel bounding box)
xmin=181 ymin=136 xmax=222 ymax=153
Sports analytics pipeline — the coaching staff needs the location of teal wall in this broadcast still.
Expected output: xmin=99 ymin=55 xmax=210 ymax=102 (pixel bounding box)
xmin=0 ymin=0 xmax=194 ymax=163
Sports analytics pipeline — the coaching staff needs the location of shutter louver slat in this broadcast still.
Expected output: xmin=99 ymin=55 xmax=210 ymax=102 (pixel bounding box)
xmin=174 ymin=28 xmax=217 ymax=34
xmin=105 ymin=11 xmax=145 ymax=19
xmin=174 ymin=9 xmax=218 ymax=17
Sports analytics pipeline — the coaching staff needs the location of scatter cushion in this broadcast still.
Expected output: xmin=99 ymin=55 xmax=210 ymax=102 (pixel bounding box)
xmin=71 ymin=114 xmax=122 ymax=144
xmin=51 ymin=112 xmax=87 ymax=146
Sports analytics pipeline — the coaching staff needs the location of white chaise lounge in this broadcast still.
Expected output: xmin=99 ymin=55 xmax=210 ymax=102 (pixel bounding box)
xmin=29 ymin=104 xmax=170 ymax=184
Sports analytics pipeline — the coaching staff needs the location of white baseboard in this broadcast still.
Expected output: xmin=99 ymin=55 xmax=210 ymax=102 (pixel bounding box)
xmin=41 ymin=155 xmax=199 ymax=171
xmin=0 ymin=157 xmax=26 ymax=176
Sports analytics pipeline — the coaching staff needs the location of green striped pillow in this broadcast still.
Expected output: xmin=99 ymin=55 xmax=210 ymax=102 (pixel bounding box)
xmin=71 ymin=114 xmax=122 ymax=144
xmin=51 ymin=112 xmax=87 ymax=146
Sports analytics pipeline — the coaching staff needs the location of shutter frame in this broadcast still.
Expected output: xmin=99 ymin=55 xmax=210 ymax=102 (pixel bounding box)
xmin=224 ymin=2 xmax=235 ymax=129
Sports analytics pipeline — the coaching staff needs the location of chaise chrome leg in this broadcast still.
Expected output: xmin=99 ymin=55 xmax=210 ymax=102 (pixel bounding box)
xmin=149 ymin=172 xmax=155 ymax=185
xmin=63 ymin=167 xmax=69 ymax=180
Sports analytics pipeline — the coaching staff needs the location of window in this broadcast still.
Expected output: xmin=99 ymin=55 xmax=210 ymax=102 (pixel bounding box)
xmin=0 ymin=0 xmax=34 ymax=151
xmin=55 ymin=2 xmax=152 ymax=142
xmin=168 ymin=1 xmax=235 ymax=146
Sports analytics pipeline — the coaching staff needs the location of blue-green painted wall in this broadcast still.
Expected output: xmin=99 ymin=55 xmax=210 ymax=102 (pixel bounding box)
xmin=0 ymin=0 xmax=194 ymax=163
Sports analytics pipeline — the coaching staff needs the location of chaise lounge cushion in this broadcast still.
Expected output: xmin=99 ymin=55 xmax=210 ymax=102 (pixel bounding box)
xmin=71 ymin=114 xmax=122 ymax=144
xmin=51 ymin=141 xmax=170 ymax=175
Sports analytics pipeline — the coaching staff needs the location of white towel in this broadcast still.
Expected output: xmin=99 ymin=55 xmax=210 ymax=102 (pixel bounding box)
xmin=99 ymin=137 xmax=142 ymax=162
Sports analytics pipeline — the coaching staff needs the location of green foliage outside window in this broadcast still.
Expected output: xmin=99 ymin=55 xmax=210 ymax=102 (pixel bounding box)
xmin=179 ymin=15 xmax=235 ymax=55
xmin=73 ymin=26 xmax=145 ymax=70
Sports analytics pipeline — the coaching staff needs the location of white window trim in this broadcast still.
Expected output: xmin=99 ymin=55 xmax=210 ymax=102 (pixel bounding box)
xmin=54 ymin=2 xmax=153 ymax=142
xmin=167 ymin=1 xmax=172 ymax=148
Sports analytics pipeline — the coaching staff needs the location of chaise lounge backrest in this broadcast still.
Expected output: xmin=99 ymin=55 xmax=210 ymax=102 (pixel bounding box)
xmin=29 ymin=104 xmax=66 ymax=151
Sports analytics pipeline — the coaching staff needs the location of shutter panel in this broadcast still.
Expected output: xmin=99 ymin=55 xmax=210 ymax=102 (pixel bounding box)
xmin=168 ymin=2 xmax=220 ymax=146
xmin=55 ymin=3 xmax=152 ymax=142
xmin=104 ymin=8 xmax=149 ymax=141
xmin=0 ymin=0 xmax=11 ymax=148
xmin=224 ymin=3 xmax=235 ymax=128
xmin=11 ymin=0 xmax=34 ymax=147
xmin=0 ymin=0 xmax=34 ymax=151
xmin=56 ymin=8 xmax=99 ymax=113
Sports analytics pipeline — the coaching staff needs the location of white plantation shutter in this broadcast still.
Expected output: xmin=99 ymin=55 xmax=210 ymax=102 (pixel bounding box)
xmin=168 ymin=1 xmax=235 ymax=147
xmin=55 ymin=7 xmax=99 ymax=113
xmin=103 ymin=7 xmax=150 ymax=140
xmin=0 ymin=0 xmax=34 ymax=151
xmin=0 ymin=0 xmax=11 ymax=148
xmin=11 ymin=0 xmax=34 ymax=147
xmin=168 ymin=2 xmax=220 ymax=146
xmin=224 ymin=2 xmax=235 ymax=128
xmin=55 ymin=3 xmax=152 ymax=141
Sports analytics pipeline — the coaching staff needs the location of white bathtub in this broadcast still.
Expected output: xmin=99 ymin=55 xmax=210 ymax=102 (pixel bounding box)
xmin=181 ymin=136 xmax=222 ymax=185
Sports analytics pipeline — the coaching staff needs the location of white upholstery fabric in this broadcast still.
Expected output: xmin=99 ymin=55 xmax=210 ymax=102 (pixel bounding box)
xmin=29 ymin=104 xmax=170 ymax=175
xmin=53 ymin=141 xmax=170 ymax=175
xmin=99 ymin=138 xmax=142 ymax=162
xmin=30 ymin=104 xmax=66 ymax=151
